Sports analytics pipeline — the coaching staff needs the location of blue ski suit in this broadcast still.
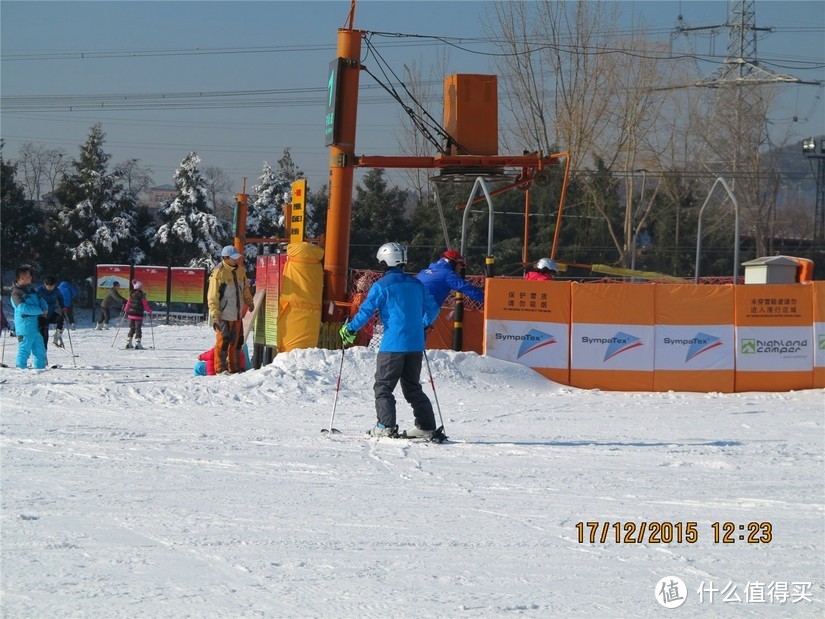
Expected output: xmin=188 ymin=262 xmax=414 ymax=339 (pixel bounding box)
xmin=11 ymin=283 xmax=48 ymax=369
xmin=416 ymin=259 xmax=484 ymax=307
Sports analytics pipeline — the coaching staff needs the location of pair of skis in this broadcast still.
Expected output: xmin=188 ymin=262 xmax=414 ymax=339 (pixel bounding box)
xmin=321 ymin=426 xmax=449 ymax=444
xmin=321 ymin=343 xmax=449 ymax=443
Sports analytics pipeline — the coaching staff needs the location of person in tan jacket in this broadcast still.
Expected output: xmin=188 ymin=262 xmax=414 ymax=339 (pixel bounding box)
xmin=207 ymin=245 xmax=254 ymax=374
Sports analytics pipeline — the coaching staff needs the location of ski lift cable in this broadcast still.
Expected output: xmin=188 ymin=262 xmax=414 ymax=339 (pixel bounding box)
xmin=361 ymin=35 xmax=462 ymax=154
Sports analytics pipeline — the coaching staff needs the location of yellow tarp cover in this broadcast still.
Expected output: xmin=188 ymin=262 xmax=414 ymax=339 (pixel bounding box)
xmin=279 ymin=242 xmax=325 ymax=351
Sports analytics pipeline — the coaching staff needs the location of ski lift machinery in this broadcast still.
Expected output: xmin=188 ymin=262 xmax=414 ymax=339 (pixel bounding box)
xmin=354 ymin=72 xmax=570 ymax=349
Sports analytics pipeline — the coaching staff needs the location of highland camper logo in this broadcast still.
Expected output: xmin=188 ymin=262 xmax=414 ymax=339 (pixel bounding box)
xmin=741 ymin=337 xmax=806 ymax=354
xmin=494 ymin=329 xmax=556 ymax=358
xmin=819 ymin=334 xmax=825 ymax=351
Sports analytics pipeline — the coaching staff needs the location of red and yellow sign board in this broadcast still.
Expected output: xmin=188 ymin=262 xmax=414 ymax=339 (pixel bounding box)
xmin=653 ymin=284 xmax=735 ymax=393
xmin=95 ymin=265 xmax=131 ymax=300
xmin=132 ymin=266 xmax=168 ymax=302
xmin=814 ymin=282 xmax=825 ymax=388
xmin=482 ymin=279 xmax=571 ymax=384
xmin=263 ymin=254 xmax=287 ymax=348
xmin=734 ymin=284 xmax=814 ymax=391
xmin=290 ymin=179 xmax=307 ymax=244
xmin=170 ymin=268 xmax=206 ymax=304
xmin=570 ymin=283 xmax=655 ymax=391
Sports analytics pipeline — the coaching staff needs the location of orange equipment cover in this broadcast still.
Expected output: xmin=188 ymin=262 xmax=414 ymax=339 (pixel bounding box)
xmin=278 ymin=243 xmax=325 ymax=352
xmin=444 ymin=74 xmax=498 ymax=156
xmin=570 ymin=283 xmax=655 ymax=391
xmin=653 ymin=284 xmax=735 ymax=393
xmin=734 ymin=284 xmax=814 ymax=392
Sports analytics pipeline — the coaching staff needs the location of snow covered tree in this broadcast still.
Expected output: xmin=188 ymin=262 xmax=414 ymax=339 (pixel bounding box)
xmin=249 ymin=161 xmax=290 ymax=240
xmin=52 ymin=123 xmax=139 ymax=276
xmin=152 ymin=152 xmax=227 ymax=267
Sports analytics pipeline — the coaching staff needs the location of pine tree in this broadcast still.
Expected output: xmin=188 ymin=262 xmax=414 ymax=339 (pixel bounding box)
xmin=249 ymin=161 xmax=289 ymax=240
xmin=152 ymin=152 xmax=228 ymax=267
xmin=350 ymin=169 xmax=411 ymax=269
xmin=1 ymin=140 xmax=45 ymax=270
xmin=52 ymin=123 xmax=137 ymax=277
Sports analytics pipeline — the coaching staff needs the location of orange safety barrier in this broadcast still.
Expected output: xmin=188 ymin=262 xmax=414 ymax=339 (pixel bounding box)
xmin=734 ymin=284 xmax=814 ymax=392
xmin=653 ymin=284 xmax=735 ymax=393
xmin=570 ymin=283 xmax=655 ymax=391
xmin=811 ymin=281 xmax=825 ymax=388
xmin=482 ymin=279 xmax=571 ymax=384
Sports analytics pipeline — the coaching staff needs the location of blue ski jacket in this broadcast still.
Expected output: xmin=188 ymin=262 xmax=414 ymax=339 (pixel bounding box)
xmin=11 ymin=283 xmax=47 ymax=337
xmin=349 ymin=267 xmax=440 ymax=353
xmin=36 ymin=284 xmax=65 ymax=317
xmin=416 ymin=259 xmax=484 ymax=307
xmin=58 ymin=281 xmax=78 ymax=308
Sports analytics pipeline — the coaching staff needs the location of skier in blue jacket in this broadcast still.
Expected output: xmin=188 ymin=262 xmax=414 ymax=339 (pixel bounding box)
xmin=416 ymin=249 xmax=484 ymax=307
xmin=57 ymin=280 xmax=78 ymax=329
xmin=340 ymin=243 xmax=440 ymax=439
xmin=36 ymin=276 xmax=66 ymax=349
xmin=11 ymin=266 xmax=48 ymax=370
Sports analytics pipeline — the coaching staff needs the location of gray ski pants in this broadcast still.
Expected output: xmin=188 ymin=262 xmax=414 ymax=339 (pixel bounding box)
xmin=373 ymin=351 xmax=435 ymax=430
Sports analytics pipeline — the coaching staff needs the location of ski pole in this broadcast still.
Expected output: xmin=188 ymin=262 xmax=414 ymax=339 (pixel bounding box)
xmin=1 ymin=328 xmax=7 ymax=367
xmin=64 ymin=321 xmax=77 ymax=368
xmin=149 ymin=312 xmax=156 ymax=349
xmin=423 ymin=349 xmax=445 ymax=433
xmin=111 ymin=310 xmax=126 ymax=347
xmin=325 ymin=344 xmax=346 ymax=435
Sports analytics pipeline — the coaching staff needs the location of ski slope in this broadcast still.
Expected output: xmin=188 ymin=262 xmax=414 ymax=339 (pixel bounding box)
xmin=1 ymin=318 xmax=823 ymax=617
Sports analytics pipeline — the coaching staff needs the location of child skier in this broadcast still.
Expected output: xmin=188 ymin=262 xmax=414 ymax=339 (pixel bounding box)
xmin=123 ymin=280 xmax=152 ymax=349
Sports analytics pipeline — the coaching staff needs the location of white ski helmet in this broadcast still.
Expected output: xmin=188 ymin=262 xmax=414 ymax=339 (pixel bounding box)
xmin=536 ymin=258 xmax=558 ymax=273
xmin=376 ymin=242 xmax=407 ymax=268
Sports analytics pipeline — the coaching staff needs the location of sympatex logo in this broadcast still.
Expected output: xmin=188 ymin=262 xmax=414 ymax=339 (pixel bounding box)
xmin=581 ymin=332 xmax=643 ymax=361
xmin=494 ymin=329 xmax=557 ymax=358
xmin=661 ymin=332 xmax=723 ymax=362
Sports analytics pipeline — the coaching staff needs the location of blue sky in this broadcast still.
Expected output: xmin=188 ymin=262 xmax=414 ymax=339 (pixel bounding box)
xmin=2 ymin=1 xmax=823 ymax=196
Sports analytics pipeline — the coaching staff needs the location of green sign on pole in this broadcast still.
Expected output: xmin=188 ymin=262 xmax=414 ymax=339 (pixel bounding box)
xmin=324 ymin=58 xmax=344 ymax=147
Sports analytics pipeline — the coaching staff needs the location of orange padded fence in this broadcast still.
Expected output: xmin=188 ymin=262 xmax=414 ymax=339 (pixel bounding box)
xmin=569 ymin=283 xmax=655 ymax=391
xmin=815 ymin=282 xmax=825 ymax=388
xmin=475 ymin=280 xmax=821 ymax=393
xmin=653 ymin=284 xmax=735 ymax=393
xmin=734 ymin=284 xmax=814 ymax=392
xmin=482 ymin=279 xmax=571 ymax=384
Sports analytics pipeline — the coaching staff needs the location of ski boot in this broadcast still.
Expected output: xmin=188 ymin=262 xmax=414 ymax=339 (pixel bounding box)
xmin=52 ymin=329 xmax=65 ymax=348
xmin=95 ymin=322 xmax=104 ymax=331
xmin=134 ymin=338 xmax=144 ymax=350
xmin=125 ymin=337 xmax=134 ymax=349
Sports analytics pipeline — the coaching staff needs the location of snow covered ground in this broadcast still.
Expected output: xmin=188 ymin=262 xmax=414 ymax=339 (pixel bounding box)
xmin=1 ymin=316 xmax=823 ymax=618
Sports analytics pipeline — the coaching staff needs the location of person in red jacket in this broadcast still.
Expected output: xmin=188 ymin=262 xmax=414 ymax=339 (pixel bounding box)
xmin=524 ymin=258 xmax=558 ymax=281
xmin=194 ymin=345 xmax=250 ymax=376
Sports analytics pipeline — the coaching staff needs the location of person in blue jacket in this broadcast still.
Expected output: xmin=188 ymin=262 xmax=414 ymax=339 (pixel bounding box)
xmin=11 ymin=266 xmax=48 ymax=370
xmin=57 ymin=280 xmax=79 ymax=329
xmin=340 ymin=243 xmax=440 ymax=439
xmin=416 ymin=249 xmax=484 ymax=307
xmin=36 ymin=275 xmax=66 ymax=349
